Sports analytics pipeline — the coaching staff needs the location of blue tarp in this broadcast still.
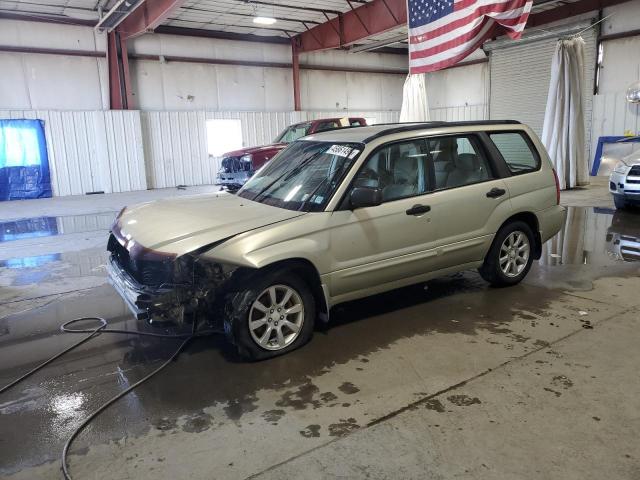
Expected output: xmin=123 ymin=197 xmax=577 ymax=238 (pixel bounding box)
xmin=0 ymin=119 xmax=52 ymax=201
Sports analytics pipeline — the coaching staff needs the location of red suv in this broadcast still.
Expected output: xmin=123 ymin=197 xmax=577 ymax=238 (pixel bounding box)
xmin=216 ymin=117 xmax=367 ymax=189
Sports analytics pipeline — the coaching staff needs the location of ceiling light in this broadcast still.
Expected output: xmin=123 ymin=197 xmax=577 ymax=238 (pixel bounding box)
xmin=253 ymin=16 xmax=277 ymax=25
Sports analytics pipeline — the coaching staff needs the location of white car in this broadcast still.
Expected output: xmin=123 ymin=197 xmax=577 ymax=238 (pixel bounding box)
xmin=609 ymin=149 xmax=640 ymax=209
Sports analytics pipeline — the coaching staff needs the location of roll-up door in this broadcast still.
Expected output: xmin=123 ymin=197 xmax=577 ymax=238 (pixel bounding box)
xmin=487 ymin=21 xmax=597 ymax=157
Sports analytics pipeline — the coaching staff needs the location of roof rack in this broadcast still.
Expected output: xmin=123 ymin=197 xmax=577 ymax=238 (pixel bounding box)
xmin=363 ymin=120 xmax=522 ymax=143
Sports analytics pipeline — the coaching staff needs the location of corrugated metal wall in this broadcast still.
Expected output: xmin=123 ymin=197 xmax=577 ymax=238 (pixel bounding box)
xmin=141 ymin=110 xmax=401 ymax=189
xmin=488 ymin=23 xmax=597 ymax=149
xmin=1 ymin=107 xmax=496 ymax=196
xmin=0 ymin=109 xmax=146 ymax=196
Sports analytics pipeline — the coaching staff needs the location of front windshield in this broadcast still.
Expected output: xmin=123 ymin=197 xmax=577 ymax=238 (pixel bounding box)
xmin=237 ymin=140 xmax=363 ymax=212
xmin=274 ymin=123 xmax=312 ymax=143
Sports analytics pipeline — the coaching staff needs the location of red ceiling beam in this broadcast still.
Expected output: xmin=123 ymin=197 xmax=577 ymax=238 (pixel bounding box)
xmin=106 ymin=0 xmax=188 ymax=108
xmin=116 ymin=0 xmax=189 ymax=39
xmin=295 ymin=0 xmax=406 ymax=53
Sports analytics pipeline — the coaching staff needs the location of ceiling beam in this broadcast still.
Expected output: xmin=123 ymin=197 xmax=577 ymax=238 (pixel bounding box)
xmin=294 ymin=0 xmax=406 ymax=52
xmin=116 ymin=0 xmax=188 ymax=39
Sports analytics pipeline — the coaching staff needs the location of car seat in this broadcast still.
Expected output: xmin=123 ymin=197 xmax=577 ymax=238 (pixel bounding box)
xmin=446 ymin=153 xmax=485 ymax=188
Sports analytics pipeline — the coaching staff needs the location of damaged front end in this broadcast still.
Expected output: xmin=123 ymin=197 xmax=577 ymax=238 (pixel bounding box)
xmin=106 ymin=228 xmax=241 ymax=326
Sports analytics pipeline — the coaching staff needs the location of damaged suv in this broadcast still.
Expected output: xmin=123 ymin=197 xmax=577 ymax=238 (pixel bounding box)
xmin=108 ymin=121 xmax=566 ymax=359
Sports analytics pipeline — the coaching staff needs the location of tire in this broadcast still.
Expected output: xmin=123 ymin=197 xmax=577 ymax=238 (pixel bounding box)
xmin=614 ymin=195 xmax=627 ymax=210
xmin=223 ymin=268 xmax=315 ymax=360
xmin=479 ymin=221 xmax=535 ymax=287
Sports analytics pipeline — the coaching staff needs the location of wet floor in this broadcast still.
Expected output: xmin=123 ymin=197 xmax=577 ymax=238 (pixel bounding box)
xmin=0 ymin=213 xmax=116 ymax=244
xmin=0 ymin=207 xmax=639 ymax=479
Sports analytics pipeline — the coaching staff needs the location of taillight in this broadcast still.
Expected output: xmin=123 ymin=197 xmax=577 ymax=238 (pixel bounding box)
xmin=552 ymin=169 xmax=560 ymax=205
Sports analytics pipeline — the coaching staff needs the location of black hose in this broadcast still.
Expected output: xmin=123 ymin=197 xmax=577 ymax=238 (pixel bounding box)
xmin=0 ymin=318 xmax=108 ymax=396
xmin=0 ymin=315 xmax=217 ymax=480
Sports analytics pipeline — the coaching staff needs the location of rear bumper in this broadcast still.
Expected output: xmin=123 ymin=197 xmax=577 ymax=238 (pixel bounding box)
xmin=106 ymin=256 xmax=184 ymax=320
xmin=538 ymin=205 xmax=567 ymax=243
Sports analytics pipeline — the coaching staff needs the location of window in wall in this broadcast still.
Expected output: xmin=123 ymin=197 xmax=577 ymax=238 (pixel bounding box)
xmin=489 ymin=132 xmax=540 ymax=174
xmin=206 ymin=119 xmax=243 ymax=157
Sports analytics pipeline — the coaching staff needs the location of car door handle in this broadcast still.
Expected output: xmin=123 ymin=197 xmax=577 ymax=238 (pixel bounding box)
xmin=406 ymin=204 xmax=431 ymax=216
xmin=486 ymin=188 xmax=506 ymax=198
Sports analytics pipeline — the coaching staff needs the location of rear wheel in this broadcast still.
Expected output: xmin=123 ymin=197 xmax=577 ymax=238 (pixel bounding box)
xmin=223 ymin=268 xmax=315 ymax=360
xmin=479 ymin=221 xmax=535 ymax=287
xmin=613 ymin=194 xmax=627 ymax=210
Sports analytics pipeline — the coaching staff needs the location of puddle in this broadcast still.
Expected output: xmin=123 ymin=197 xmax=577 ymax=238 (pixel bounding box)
xmin=541 ymin=207 xmax=640 ymax=266
xmin=0 ymin=212 xmax=117 ymax=244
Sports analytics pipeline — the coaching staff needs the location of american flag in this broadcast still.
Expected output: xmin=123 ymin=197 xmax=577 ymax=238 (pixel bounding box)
xmin=408 ymin=0 xmax=533 ymax=74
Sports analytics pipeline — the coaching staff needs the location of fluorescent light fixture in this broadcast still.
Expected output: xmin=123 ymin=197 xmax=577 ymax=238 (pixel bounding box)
xmin=253 ymin=16 xmax=277 ymax=25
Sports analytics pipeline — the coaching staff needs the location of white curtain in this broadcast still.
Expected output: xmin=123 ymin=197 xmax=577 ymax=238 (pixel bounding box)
xmin=541 ymin=37 xmax=588 ymax=190
xmin=399 ymin=74 xmax=430 ymax=122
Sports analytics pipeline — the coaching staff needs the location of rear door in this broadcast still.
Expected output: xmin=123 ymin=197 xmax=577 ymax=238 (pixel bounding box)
xmin=423 ymin=134 xmax=513 ymax=269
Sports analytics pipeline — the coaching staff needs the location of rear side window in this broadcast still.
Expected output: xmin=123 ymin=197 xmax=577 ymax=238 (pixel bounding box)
xmin=427 ymin=135 xmax=494 ymax=190
xmin=489 ymin=132 xmax=540 ymax=174
xmin=315 ymin=121 xmax=340 ymax=133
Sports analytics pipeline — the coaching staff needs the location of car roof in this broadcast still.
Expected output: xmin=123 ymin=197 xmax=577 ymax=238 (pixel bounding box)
xmin=303 ymin=120 xmax=522 ymax=144
xmin=290 ymin=117 xmax=364 ymax=128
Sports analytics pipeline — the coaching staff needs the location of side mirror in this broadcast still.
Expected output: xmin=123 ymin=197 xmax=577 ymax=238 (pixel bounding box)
xmin=350 ymin=186 xmax=383 ymax=209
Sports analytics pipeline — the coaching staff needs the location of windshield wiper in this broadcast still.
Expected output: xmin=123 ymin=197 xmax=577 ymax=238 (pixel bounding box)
xmin=250 ymin=149 xmax=326 ymax=202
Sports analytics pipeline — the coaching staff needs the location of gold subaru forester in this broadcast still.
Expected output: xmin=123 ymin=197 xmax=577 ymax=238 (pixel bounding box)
xmin=107 ymin=121 xmax=567 ymax=359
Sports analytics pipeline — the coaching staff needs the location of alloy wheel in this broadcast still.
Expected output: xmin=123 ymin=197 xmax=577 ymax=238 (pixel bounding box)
xmin=248 ymin=284 xmax=304 ymax=351
xmin=499 ymin=230 xmax=530 ymax=278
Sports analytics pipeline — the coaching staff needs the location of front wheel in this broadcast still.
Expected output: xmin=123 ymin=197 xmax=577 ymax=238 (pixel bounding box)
xmin=479 ymin=221 xmax=535 ymax=287
xmin=223 ymin=268 xmax=315 ymax=360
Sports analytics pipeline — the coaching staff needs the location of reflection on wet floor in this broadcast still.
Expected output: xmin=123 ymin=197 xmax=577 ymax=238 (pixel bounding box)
xmin=0 ymin=212 xmax=116 ymax=244
xmin=541 ymin=207 xmax=640 ymax=265
xmin=0 ymin=250 xmax=107 ymax=286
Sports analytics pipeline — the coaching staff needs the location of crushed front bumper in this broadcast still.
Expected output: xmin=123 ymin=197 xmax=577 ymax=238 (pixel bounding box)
xmin=106 ymin=255 xmax=185 ymax=320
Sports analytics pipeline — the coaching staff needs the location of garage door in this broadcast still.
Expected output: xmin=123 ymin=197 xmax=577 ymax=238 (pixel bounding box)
xmin=487 ymin=21 xmax=597 ymax=151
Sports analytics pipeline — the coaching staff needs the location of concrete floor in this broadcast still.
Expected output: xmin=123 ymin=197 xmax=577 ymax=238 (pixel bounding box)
xmin=1 ymin=179 xmax=639 ymax=479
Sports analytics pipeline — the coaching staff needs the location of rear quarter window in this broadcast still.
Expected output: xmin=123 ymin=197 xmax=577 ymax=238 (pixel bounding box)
xmin=489 ymin=132 xmax=540 ymax=175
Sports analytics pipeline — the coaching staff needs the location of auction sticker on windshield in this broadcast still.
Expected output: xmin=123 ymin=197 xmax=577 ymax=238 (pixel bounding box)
xmin=326 ymin=144 xmax=353 ymax=157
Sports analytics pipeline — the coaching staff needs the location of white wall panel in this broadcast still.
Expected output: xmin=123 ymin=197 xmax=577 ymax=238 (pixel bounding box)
xmin=598 ymin=37 xmax=640 ymax=95
xmin=426 ymin=61 xmax=488 ymax=110
xmin=0 ymin=110 xmax=145 ymax=196
xmin=429 ymin=104 xmax=488 ymax=122
xmin=141 ymin=111 xmax=211 ymax=189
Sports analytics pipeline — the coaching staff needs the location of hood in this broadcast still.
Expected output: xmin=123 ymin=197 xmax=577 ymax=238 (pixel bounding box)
xmin=223 ymin=143 xmax=287 ymax=158
xmin=621 ymin=148 xmax=640 ymax=166
xmin=115 ymin=192 xmax=305 ymax=257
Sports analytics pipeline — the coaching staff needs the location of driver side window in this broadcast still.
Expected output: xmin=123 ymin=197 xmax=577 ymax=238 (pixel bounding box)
xmin=354 ymin=139 xmax=431 ymax=203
